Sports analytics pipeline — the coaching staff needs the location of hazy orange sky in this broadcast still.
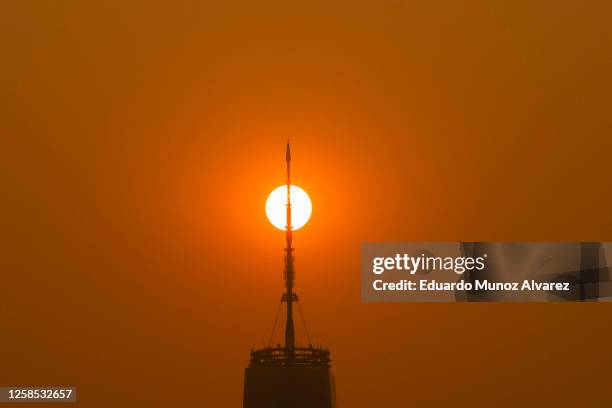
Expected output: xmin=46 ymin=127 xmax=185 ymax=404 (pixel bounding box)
xmin=2 ymin=1 xmax=612 ymax=407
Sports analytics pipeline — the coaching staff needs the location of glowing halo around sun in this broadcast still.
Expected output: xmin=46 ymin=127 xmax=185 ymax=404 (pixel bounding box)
xmin=265 ymin=185 xmax=312 ymax=231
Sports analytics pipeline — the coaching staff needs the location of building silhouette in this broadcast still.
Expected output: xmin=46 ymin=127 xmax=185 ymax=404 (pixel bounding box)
xmin=243 ymin=143 xmax=335 ymax=408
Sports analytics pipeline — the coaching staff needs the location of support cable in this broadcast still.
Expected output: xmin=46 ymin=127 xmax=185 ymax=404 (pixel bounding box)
xmin=296 ymin=300 xmax=312 ymax=346
xmin=268 ymin=301 xmax=283 ymax=347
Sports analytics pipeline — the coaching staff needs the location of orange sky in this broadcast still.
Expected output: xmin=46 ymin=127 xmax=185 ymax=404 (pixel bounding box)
xmin=2 ymin=1 xmax=612 ymax=406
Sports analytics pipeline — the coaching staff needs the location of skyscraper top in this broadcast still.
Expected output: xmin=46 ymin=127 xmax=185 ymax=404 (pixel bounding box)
xmin=246 ymin=142 xmax=331 ymax=368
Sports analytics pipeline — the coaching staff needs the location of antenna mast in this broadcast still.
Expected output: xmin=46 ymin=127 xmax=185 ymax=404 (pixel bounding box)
xmin=284 ymin=141 xmax=296 ymax=355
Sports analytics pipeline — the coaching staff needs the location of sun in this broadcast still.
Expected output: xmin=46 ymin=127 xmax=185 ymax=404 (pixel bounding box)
xmin=265 ymin=185 xmax=312 ymax=231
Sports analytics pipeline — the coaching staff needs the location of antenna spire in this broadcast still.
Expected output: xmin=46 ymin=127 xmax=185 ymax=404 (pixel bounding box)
xmin=284 ymin=140 xmax=295 ymax=355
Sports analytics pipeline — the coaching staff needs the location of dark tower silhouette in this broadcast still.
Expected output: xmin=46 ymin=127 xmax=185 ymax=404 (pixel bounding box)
xmin=243 ymin=142 xmax=335 ymax=408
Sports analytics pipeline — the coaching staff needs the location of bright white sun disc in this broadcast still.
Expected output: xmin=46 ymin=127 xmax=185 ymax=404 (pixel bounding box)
xmin=265 ymin=185 xmax=312 ymax=231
